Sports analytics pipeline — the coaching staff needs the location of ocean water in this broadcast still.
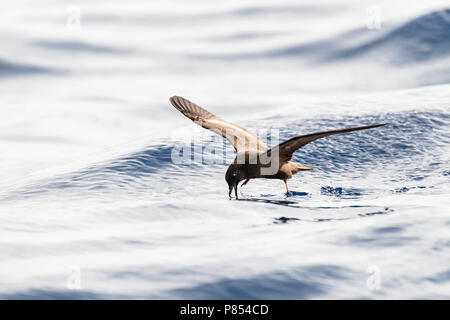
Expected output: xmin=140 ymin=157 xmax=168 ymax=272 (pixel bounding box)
xmin=0 ymin=0 xmax=449 ymax=299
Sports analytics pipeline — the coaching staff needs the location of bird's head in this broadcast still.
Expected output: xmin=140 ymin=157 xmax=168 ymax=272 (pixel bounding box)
xmin=225 ymin=165 xmax=246 ymax=198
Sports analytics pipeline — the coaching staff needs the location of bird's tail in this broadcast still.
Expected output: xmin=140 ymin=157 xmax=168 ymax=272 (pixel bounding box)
xmin=291 ymin=162 xmax=316 ymax=174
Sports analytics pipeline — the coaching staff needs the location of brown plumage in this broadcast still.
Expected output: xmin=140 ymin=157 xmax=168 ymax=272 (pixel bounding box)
xmin=169 ymin=96 xmax=386 ymax=199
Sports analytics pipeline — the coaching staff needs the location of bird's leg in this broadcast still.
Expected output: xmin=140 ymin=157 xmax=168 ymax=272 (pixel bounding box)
xmin=241 ymin=179 xmax=251 ymax=187
xmin=284 ymin=179 xmax=289 ymax=193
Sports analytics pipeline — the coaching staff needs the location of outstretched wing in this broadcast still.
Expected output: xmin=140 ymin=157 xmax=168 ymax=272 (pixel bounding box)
xmin=263 ymin=123 xmax=386 ymax=163
xmin=170 ymin=96 xmax=268 ymax=152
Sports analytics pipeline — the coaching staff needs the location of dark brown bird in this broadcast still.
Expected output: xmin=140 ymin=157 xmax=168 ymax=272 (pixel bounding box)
xmin=169 ymin=96 xmax=386 ymax=199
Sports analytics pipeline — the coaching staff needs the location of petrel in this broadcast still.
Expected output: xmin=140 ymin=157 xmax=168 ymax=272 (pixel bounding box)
xmin=170 ymin=96 xmax=385 ymax=199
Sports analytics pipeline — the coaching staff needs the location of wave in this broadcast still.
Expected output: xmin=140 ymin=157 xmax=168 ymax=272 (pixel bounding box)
xmin=3 ymin=108 xmax=447 ymax=202
xmin=34 ymin=40 xmax=130 ymax=55
xmin=0 ymin=58 xmax=61 ymax=77
xmin=324 ymin=9 xmax=450 ymax=65
xmin=168 ymin=264 xmax=350 ymax=299
xmin=192 ymin=9 xmax=450 ymax=67
xmin=289 ymin=110 xmax=449 ymax=176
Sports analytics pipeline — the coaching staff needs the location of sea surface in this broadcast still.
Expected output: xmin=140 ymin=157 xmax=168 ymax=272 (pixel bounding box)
xmin=0 ymin=0 xmax=449 ymax=299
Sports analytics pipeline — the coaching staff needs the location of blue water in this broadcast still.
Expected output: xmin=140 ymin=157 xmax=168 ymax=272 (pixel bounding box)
xmin=0 ymin=1 xmax=449 ymax=299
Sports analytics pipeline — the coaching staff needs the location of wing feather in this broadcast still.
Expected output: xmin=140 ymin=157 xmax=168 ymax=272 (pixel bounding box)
xmin=170 ymin=96 xmax=268 ymax=152
xmin=264 ymin=123 xmax=386 ymax=163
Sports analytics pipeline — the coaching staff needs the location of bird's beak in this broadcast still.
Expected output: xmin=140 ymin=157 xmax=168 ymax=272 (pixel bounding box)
xmin=228 ymin=180 xmax=239 ymax=199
